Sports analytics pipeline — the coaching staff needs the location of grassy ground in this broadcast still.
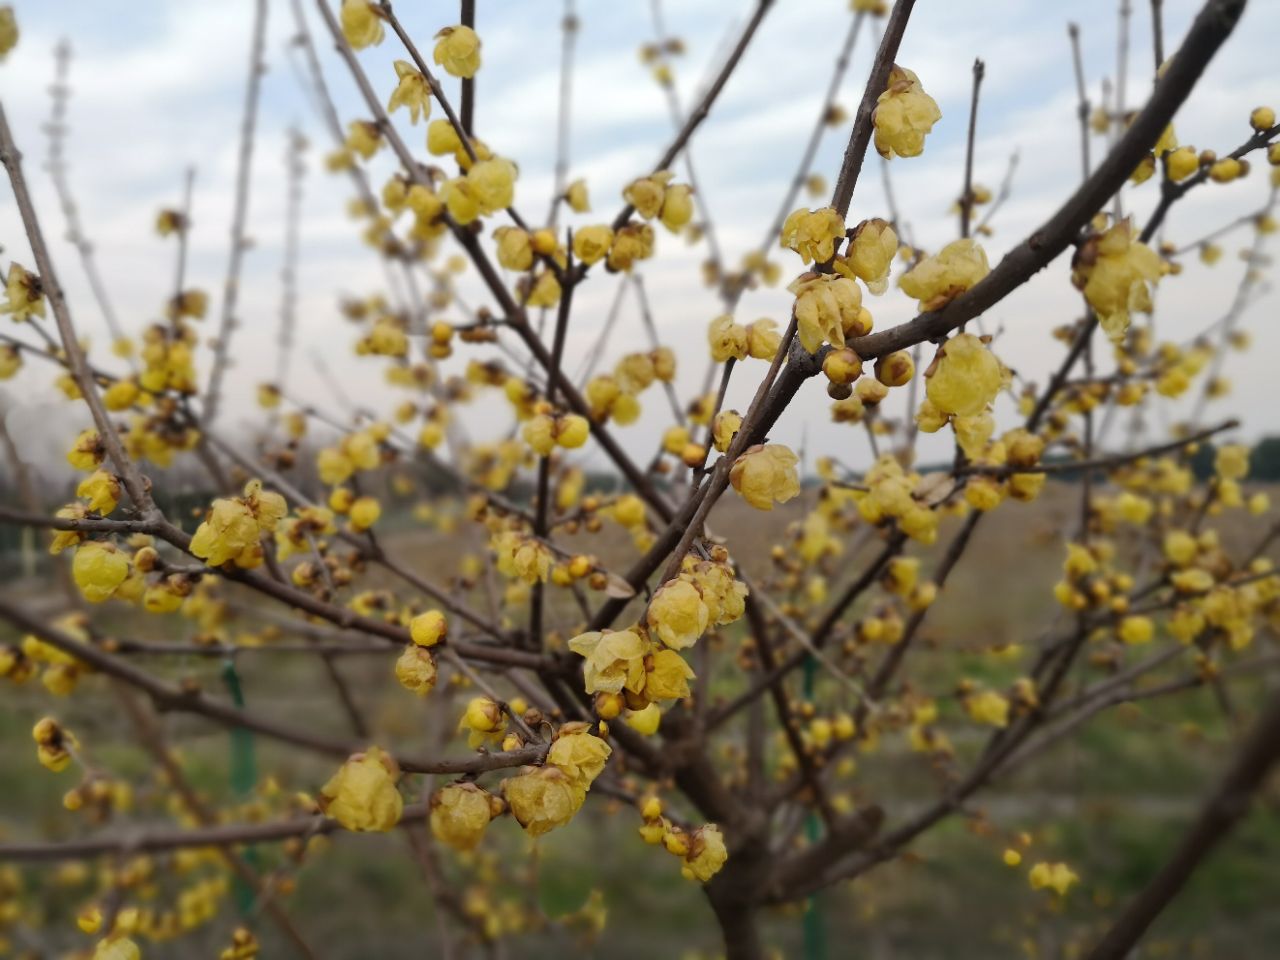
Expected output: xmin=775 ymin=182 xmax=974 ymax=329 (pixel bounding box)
xmin=1 ymin=482 xmax=1277 ymax=958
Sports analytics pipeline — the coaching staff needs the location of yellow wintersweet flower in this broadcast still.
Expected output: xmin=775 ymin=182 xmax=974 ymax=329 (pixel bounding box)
xmin=680 ymin=824 xmax=728 ymax=882
xmin=840 ymin=218 xmax=898 ymax=293
xmin=319 ymin=747 xmax=403 ymax=832
xmin=1163 ymin=530 xmax=1198 ymax=568
xmin=1166 ymin=145 xmax=1199 ymax=182
xmin=646 ymin=648 xmax=696 ymax=701
xmin=410 ymin=609 xmax=448 ymax=647
xmin=547 ymin=728 xmax=611 ymax=790
xmin=33 ymin=717 xmax=77 ymax=773
xmin=467 ymin=158 xmax=516 ymax=212
xmin=607 ymin=222 xmax=655 ymax=271
xmin=503 ymin=766 xmax=585 ymax=837
xmin=730 ymin=443 xmax=801 ymax=511
xmin=964 ymin=689 xmax=1010 ymax=728
xmin=348 ymin=495 xmax=381 ymax=532
xmin=712 ymin=410 xmax=743 ymax=453
xmin=345 ymin=120 xmax=382 ymax=160
xmin=745 ymin=318 xmax=780 ymax=360
xmin=0 ymin=6 xmax=17 ymax=60
xmin=569 ymin=629 xmax=647 ymax=695
xmin=395 ymin=645 xmax=438 ymax=696
xmin=1071 ymin=219 xmax=1162 ymax=343
xmin=72 ymin=541 xmax=129 ymax=604
xmin=388 ymin=60 xmax=431 ymax=123
xmin=1029 ymin=861 xmax=1079 ymax=896
xmin=92 ymin=936 xmax=140 ymax=960
xmin=429 ymin=782 xmax=494 ymax=851
xmin=623 ymin=171 xmax=673 ymax=219
xmin=77 ymin=471 xmax=120 ymax=516
xmin=780 ymin=206 xmax=846 ymax=264
xmin=1215 ymin=444 xmax=1249 ymax=480
xmin=708 ymin=314 xmax=749 ymax=363
xmin=900 ymin=238 xmax=989 ymax=311
xmin=873 ymin=65 xmax=941 ymax=159
xmin=493 ymin=226 xmax=533 ymax=270
xmin=1118 ymin=616 xmax=1154 ymax=645
xmin=433 ymin=25 xmax=482 ymax=79
xmin=572 ymin=224 xmax=614 ymax=265
xmin=65 ymin=429 xmax=104 ymax=472
xmin=340 ymin=0 xmax=383 ymax=49
xmin=1 ymin=263 xmax=45 ymax=321
xmin=924 ymin=332 xmax=1002 ymax=417
xmin=790 ymin=273 xmax=862 ymax=353
xmin=647 ymin=579 xmax=709 ymax=650
xmin=459 ymin=696 xmax=506 ymax=748
xmin=660 ymin=183 xmax=694 ymax=232
xmin=565 ymin=178 xmax=590 ymax=212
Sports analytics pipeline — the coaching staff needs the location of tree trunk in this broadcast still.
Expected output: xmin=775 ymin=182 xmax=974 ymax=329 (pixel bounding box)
xmin=707 ymin=886 xmax=763 ymax=960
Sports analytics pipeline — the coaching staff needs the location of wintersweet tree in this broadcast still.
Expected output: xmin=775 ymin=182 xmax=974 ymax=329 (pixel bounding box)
xmin=0 ymin=0 xmax=1278 ymax=957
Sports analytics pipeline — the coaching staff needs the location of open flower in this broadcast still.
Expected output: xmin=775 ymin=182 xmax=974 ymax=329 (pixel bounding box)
xmin=780 ymin=206 xmax=846 ymax=264
xmin=503 ymin=766 xmax=585 ymax=837
xmin=433 ymin=25 xmax=482 ymax=79
xmin=72 ymin=541 xmax=129 ymax=604
xmin=319 ymin=747 xmax=403 ymax=832
xmin=1071 ymin=219 xmax=1162 ymax=343
xmin=387 ymin=60 xmax=431 ymax=123
xmin=429 ymin=782 xmax=495 ymax=851
xmin=729 ymin=444 xmax=801 ymax=511
xmin=900 ymin=239 xmax=989 ymax=311
xmin=569 ymin=629 xmax=647 ymax=695
xmin=873 ymin=65 xmax=941 ymax=159
xmin=924 ymin=332 xmax=1002 ymax=417
xmin=646 ymin=578 xmax=709 ymax=650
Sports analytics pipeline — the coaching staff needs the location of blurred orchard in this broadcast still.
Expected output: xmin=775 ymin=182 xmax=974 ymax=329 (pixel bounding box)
xmin=1 ymin=0 xmax=1279 ymax=958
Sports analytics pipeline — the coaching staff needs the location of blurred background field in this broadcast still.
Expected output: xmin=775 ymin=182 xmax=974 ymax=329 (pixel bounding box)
xmin=2 ymin=480 xmax=1277 ymax=959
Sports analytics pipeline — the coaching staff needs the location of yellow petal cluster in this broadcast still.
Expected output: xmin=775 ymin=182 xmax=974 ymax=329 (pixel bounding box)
xmin=873 ymin=65 xmax=941 ymax=159
xmin=729 ymin=443 xmax=801 ymax=511
xmin=780 ymin=206 xmax=846 ymax=265
xmin=1071 ymin=219 xmax=1162 ymax=343
xmin=319 ymin=747 xmax=403 ymax=832
xmin=899 ymin=239 xmax=989 ymax=311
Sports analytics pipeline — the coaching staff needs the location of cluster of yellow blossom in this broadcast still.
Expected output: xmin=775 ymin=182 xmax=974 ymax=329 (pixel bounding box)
xmin=707 ymin=314 xmax=780 ymax=364
xmin=319 ymin=747 xmax=404 ymax=832
xmin=636 ymin=797 xmax=729 ymax=882
xmin=1071 ymin=218 xmax=1164 ymax=343
xmin=582 ymin=348 xmax=676 ymax=425
xmin=502 ymin=726 xmax=610 ymax=836
xmin=316 ymin=426 xmax=386 ymax=486
xmin=441 ymin=157 xmax=518 ymax=225
xmin=190 ymin=479 xmax=287 ymax=569
xmin=846 ymin=454 xmax=945 ymax=544
xmin=9 ymin=615 xmax=91 ymax=695
xmin=522 ymin=407 xmax=590 ymax=456
xmin=139 ymin=323 xmax=198 ymax=394
xmin=1029 ymin=861 xmax=1079 ymax=897
xmin=623 ymin=170 xmax=694 ymax=234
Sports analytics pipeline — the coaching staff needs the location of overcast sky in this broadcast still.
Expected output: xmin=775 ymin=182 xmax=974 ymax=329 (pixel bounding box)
xmin=1 ymin=0 xmax=1277 ymax=476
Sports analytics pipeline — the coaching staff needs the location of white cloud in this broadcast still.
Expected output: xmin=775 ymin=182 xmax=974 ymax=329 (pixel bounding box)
xmin=0 ymin=0 xmax=1276 ymax=478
